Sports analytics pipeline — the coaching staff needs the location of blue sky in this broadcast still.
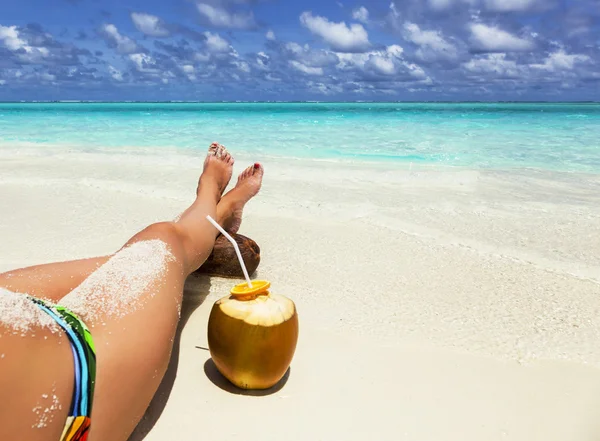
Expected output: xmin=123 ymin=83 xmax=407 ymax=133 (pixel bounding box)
xmin=0 ymin=0 xmax=598 ymax=101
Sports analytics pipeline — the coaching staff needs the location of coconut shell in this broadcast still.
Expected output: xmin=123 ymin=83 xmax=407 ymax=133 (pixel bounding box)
xmin=208 ymin=291 xmax=298 ymax=390
xmin=195 ymin=233 xmax=261 ymax=278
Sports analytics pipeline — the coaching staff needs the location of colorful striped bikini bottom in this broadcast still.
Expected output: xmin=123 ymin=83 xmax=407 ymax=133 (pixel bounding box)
xmin=30 ymin=297 xmax=96 ymax=441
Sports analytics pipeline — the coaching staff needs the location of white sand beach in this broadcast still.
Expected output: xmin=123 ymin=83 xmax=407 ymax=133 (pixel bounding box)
xmin=2 ymin=146 xmax=600 ymax=440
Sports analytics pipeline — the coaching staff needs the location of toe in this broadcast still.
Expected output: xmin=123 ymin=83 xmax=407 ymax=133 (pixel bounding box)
xmin=237 ymin=167 xmax=248 ymax=183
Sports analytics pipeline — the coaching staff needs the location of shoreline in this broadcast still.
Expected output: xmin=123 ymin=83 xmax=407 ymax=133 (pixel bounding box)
xmin=3 ymin=141 xmax=600 ymax=176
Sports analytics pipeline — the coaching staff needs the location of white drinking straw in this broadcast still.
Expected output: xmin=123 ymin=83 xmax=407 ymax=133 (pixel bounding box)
xmin=206 ymin=215 xmax=253 ymax=288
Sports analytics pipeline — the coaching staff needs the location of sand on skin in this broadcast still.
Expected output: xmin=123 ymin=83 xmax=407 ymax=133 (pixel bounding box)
xmin=1 ymin=147 xmax=600 ymax=440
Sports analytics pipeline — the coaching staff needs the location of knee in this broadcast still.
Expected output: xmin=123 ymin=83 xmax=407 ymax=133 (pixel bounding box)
xmin=126 ymin=222 xmax=190 ymax=263
xmin=141 ymin=222 xmax=183 ymax=242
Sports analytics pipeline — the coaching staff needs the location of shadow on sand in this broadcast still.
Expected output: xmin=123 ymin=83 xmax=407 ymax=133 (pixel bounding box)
xmin=203 ymin=358 xmax=290 ymax=397
xmin=128 ymin=274 xmax=211 ymax=441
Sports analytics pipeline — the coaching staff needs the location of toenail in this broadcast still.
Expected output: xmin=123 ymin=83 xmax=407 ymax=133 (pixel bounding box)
xmin=254 ymin=163 xmax=260 ymax=169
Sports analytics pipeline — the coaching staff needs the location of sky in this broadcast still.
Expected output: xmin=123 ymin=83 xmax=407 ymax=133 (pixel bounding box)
xmin=0 ymin=0 xmax=598 ymax=101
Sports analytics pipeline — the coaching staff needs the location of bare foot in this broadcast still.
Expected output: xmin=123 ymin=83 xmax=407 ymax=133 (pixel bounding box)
xmin=218 ymin=162 xmax=264 ymax=234
xmin=197 ymin=142 xmax=234 ymax=199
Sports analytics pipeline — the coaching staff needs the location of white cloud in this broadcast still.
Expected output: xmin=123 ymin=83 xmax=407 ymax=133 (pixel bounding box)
xmin=0 ymin=25 xmax=26 ymax=51
xmin=379 ymin=40 xmax=401 ymax=55
xmin=204 ymin=32 xmax=230 ymax=53
xmin=129 ymin=53 xmax=157 ymax=72
xmin=352 ymin=6 xmax=369 ymax=23
xmin=337 ymin=44 xmax=427 ymax=79
xmin=108 ymin=65 xmax=124 ymax=81
xmin=403 ymin=62 xmax=428 ymax=80
xmin=386 ymin=2 xmax=409 ymax=33
xmin=256 ymin=52 xmax=269 ymax=70
xmin=0 ymin=80 xmax=6 ymax=85
xmin=300 ymin=11 xmax=370 ymax=52
xmin=289 ymin=60 xmax=324 ymax=75
xmin=266 ymin=73 xmax=281 ymax=82
xmin=39 ymin=73 xmax=55 ymax=82
xmin=403 ymin=22 xmax=458 ymax=61
xmin=180 ymin=64 xmax=196 ymax=81
xmin=0 ymin=25 xmax=49 ymax=63
xmin=462 ymin=49 xmax=591 ymax=82
xmin=389 ymin=2 xmax=401 ymax=20
xmin=367 ymin=56 xmax=396 ymax=75
xmin=266 ymin=30 xmax=276 ymax=41
xmin=131 ymin=12 xmax=170 ymax=37
xmin=194 ymin=52 xmax=211 ymax=63
xmin=469 ymin=23 xmax=535 ymax=52
xmin=21 ymin=47 xmax=50 ymax=63
xmin=387 ymin=45 xmax=404 ymax=57
xmin=101 ymin=24 xmax=139 ymax=54
xmin=463 ymin=53 xmax=522 ymax=77
xmin=372 ymin=46 xmax=405 ymax=76
xmin=283 ymin=42 xmax=339 ymax=68
xmin=285 ymin=42 xmax=304 ymax=54
xmin=531 ymin=49 xmax=591 ymax=71
xmin=196 ymin=3 xmax=256 ymax=30
xmin=236 ymin=61 xmax=251 ymax=73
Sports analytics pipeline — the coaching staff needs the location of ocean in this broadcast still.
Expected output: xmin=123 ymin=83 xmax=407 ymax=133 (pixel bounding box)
xmin=0 ymin=102 xmax=599 ymax=172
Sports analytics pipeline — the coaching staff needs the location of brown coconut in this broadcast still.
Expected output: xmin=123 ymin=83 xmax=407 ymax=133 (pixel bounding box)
xmin=195 ymin=233 xmax=261 ymax=278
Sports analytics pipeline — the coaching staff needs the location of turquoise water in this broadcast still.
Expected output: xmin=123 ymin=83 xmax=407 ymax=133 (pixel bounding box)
xmin=0 ymin=102 xmax=599 ymax=172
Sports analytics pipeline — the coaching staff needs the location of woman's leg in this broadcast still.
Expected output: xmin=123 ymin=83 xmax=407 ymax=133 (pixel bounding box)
xmin=0 ymin=257 xmax=109 ymax=303
xmin=68 ymin=158 xmax=263 ymax=441
xmin=0 ymin=292 xmax=75 ymax=441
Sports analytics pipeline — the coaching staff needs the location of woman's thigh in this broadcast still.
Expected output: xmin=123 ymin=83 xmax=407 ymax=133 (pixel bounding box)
xmin=59 ymin=235 xmax=188 ymax=441
xmin=0 ymin=292 xmax=74 ymax=441
xmin=0 ymin=257 xmax=109 ymax=303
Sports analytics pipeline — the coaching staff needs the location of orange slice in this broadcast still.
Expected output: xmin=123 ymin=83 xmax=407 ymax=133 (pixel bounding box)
xmin=230 ymin=280 xmax=271 ymax=297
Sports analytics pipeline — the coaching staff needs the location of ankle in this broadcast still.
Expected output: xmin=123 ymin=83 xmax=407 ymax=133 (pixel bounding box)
xmin=220 ymin=187 xmax=245 ymax=209
xmin=216 ymin=198 xmax=234 ymax=225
